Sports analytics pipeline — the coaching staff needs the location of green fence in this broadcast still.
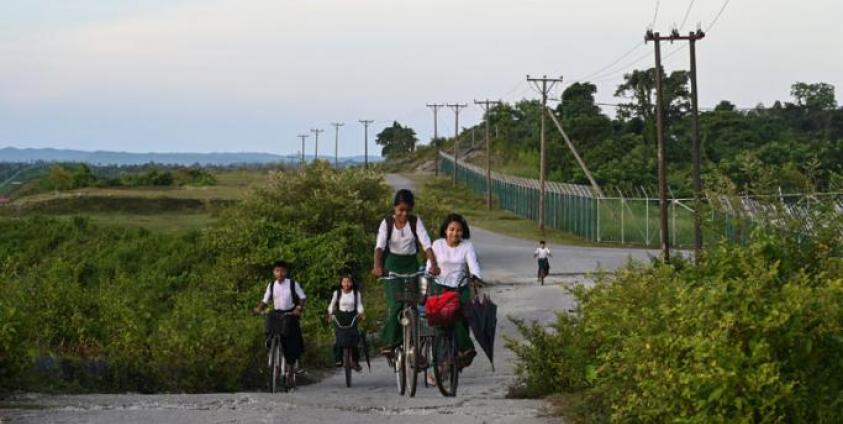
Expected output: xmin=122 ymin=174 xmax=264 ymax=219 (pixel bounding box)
xmin=439 ymin=153 xmax=841 ymax=247
xmin=440 ymin=152 xmax=703 ymax=247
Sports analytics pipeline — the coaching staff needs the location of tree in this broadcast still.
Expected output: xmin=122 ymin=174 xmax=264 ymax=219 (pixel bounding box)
xmin=790 ymin=82 xmax=837 ymax=111
xmin=375 ymin=121 xmax=418 ymax=158
xmin=614 ymin=68 xmax=691 ymax=140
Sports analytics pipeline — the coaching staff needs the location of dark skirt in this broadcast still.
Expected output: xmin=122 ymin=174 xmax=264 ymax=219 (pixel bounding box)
xmin=266 ymin=311 xmax=304 ymax=363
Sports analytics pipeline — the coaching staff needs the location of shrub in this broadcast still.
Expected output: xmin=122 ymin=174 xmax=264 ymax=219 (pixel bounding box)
xmin=508 ymin=208 xmax=843 ymax=423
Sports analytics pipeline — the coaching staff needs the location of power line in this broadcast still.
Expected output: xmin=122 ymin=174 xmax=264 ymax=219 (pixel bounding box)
xmin=526 ymin=74 xmax=563 ymax=232
xmin=446 ymin=103 xmax=468 ymax=186
xmin=650 ymin=0 xmax=661 ymax=28
xmin=706 ymin=0 xmax=732 ymax=31
xmin=679 ymin=0 xmax=696 ymax=31
xmin=358 ymin=120 xmax=374 ymax=169
xmin=331 ymin=122 xmax=344 ymax=167
xmin=310 ymin=128 xmax=324 ymax=162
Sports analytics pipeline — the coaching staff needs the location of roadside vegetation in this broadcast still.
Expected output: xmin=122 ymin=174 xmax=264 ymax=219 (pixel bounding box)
xmin=0 ymin=162 xmax=390 ymax=393
xmin=507 ymin=207 xmax=843 ymax=423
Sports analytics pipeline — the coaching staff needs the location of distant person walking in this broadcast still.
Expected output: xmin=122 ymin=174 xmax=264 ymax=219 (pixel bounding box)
xmin=534 ymin=240 xmax=551 ymax=284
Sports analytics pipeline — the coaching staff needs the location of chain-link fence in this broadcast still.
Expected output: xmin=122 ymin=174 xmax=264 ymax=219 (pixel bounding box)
xmin=439 ymin=153 xmax=842 ymax=247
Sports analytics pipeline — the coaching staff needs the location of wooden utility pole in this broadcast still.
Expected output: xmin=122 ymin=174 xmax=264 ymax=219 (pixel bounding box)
xmin=310 ymin=128 xmax=324 ymax=162
xmin=687 ymin=29 xmax=706 ymax=263
xmin=545 ymin=108 xmax=605 ymax=198
xmin=331 ymin=122 xmax=344 ymax=168
xmin=475 ymin=99 xmax=501 ymax=209
xmin=527 ymin=75 xmax=563 ymax=232
xmin=297 ymin=134 xmax=309 ymax=165
xmin=645 ymin=30 xmax=670 ymax=262
xmin=359 ymin=120 xmax=374 ymax=168
xmin=447 ymin=103 xmax=467 ymax=186
xmin=426 ymin=104 xmax=444 ymax=176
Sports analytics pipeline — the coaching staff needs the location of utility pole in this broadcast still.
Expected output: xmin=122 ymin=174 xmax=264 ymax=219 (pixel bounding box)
xmin=331 ymin=122 xmax=344 ymax=168
xmin=297 ymin=134 xmax=309 ymax=165
xmin=527 ymin=74 xmax=563 ymax=232
xmin=426 ymin=104 xmax=444 ymax=176
xmin=310 ymin=128 xmax=324 ymax=163
xmin=359 ymin=120 xmax=374 ymax=168
xmin=475 ymin=99 xmax=501 ymax=209
xmin=645 ymin=30 xmax=670 ymax=262
xmin=687 ymin=29 xmax=706 ymax=263
xmin=446 ymin=103 xmax=467 ymax=186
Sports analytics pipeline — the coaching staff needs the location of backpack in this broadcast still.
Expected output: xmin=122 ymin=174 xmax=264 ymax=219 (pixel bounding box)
xmin=267 ymin=279 xmax=301 ymax=312
xmin=383 ymin=215 xmax=420 ymax=264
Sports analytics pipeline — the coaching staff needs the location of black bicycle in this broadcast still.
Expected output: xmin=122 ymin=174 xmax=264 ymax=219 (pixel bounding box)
xmin=332 ymin=314 xmax=361 ymax=388
xmin=265 ymin=311 xmax=296 ymax=393
xmin=430 ymin=275 xmax=482 ymax=397
xmin=379 ymin=271 xmax=427 ymax=397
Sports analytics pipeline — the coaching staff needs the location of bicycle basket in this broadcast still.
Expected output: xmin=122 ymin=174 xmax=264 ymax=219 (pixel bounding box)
xmin=334 ymin=325 xmax=359 ymax=348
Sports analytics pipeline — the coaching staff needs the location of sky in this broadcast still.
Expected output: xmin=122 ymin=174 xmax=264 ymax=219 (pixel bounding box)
xmin=0 ymin=0 xmax=841 ymax=156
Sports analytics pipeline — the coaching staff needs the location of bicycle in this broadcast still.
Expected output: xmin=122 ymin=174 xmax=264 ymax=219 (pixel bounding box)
xmin=379 ymin=271 xmax=428 ymax=397
xmin=331 ymin=314 xmax=361 ymax=388
xmin=263 ymin=311 xmax=296 ymax=393
xmin=430 ymin=275 xmax=482 ymax=397
xmin=537 ymin=257 xmax=549 ymax=285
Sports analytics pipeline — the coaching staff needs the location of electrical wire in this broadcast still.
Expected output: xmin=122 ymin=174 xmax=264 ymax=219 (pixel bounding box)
xmin=706 ymin=0 xmax=732 ymax=31
xmin=679 ymin=0 xmax=696 ymax=30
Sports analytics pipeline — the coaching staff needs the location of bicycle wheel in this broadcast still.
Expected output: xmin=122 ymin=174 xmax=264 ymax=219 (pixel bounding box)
xmin=395 ymin=347 xmax=406 ymax=395
xmin=270 ymin=337 xmax=281 ymax=393
xmin=432 ymin=331 xmax=459 ymax=397
xmin=405 ymin=313 xmax=419 ymax=397
xmin=343 ymin=348 xmax=352 ymax=388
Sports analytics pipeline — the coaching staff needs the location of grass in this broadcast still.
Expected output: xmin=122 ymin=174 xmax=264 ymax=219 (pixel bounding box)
xmin=0 ymin=169 xmax=271 ymax=233
xmin=406 ymin=173 xmax=597 ymax=247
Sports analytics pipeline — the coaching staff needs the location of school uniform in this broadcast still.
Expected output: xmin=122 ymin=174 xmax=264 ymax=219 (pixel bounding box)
xmin=375 ymin=215 xmax=433 ymax=347
xmin=262 ymin=279 xmax=307 ymax=363
xmin=328 ymin=289 xmax=364 ymax=364
xmin=426 ymin=239 xmax=480 ymax=354
xmin=535 ymin=246 xmax=551 ymax=275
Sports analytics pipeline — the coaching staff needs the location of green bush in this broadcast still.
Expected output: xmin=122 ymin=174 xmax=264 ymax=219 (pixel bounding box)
xmin=0 ymin=162 xmax=390 ymax=393
xmin=508 ymin=209 xmax=843 ymax=422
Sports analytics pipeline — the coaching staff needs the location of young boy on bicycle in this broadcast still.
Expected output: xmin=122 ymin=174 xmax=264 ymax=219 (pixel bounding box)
xmin=254 ymin=260 xmax=307 ymax=365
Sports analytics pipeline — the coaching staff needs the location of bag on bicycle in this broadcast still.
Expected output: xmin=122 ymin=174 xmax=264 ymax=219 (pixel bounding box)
xmin=424 ymin=290 xmax=460 ymax=326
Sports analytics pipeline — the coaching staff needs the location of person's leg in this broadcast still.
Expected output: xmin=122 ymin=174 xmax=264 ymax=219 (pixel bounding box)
xmin=380 ymin=280 xmax=403 ymax=350
xmin=456 ymin=286 xmax=475 ymax=353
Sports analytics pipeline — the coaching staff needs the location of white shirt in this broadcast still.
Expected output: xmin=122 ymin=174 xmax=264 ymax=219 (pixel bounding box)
xmin=426 ymin=239 xmax=481 ymax=288
xmin=535 ymin=247 xmax=551 ymax=259
xmin=327 ymin=290 xmax=364 ymax=314
xmin=375 ymin=216 xmax=433 ymax=255
xmin=262 ymin=279 xmax=307 ymax=311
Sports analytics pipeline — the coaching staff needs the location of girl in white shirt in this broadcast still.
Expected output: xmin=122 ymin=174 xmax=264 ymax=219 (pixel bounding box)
xmin=371 ymin=189 xmax=440 ymax=355
xmin=426 ymin=213 xmax=479 ymax=368
xmin=327 ymin=273 xmax=364 ymax=370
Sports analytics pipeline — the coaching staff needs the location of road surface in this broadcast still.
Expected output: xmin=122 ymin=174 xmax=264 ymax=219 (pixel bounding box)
xmin=1 ymin=174 xmax=656 ymax=423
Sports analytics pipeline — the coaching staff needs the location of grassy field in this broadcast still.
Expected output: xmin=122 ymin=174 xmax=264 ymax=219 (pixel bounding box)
xmin=406 ymin=173 xmax=597 ymax=247
xmin=0 ymin=169 xmax=271 ymax=233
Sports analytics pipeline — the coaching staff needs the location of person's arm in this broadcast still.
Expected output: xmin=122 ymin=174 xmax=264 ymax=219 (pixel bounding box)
xmin=417 ymin=217 xmax=440 ymax=275
xmin=372 ymin=219 xmax=388 ymax=277
xmin=327 ymin=291 xmax=337 ymax=315
xmin=533 ymin=248 xmax=539 ymax=258
xmin=356 ymin=292 xmax=365 ymax=316
xmin=294 ymin=282 xmax=307 ymax=317
xmin=254 ymin=283 xmax=272 ymax=314
xmin=465 ymin=242 xmax=481 ymax=280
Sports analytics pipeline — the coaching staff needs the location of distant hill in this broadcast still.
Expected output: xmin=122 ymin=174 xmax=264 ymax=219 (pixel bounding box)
xmin=0 ymin=147 xmax=380 ymax=166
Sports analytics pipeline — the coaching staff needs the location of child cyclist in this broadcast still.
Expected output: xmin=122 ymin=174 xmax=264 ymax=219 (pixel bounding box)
xmin=371 ymin=189 xmax=440 ymax=357
xmin=253 ymin=260 xmax=307 ymax=368
xmin=427 ymin=213 xmax=480 ymax=370
xmin=327 ymin=271 xmax=364 ymax=371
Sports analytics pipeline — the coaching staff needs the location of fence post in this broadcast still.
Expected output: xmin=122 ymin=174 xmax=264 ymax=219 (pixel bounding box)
xmin=644 ymin=188 xmax=650 ymax=246
xmin=596 ymin=197 xmax=601 ymax=243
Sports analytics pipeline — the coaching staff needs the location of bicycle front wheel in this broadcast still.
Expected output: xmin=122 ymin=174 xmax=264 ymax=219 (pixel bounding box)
xmin=269 ymin=338 xmax=281 ymax=393
xmin=395 ymin=347 xmax=406 ymax=395
xmin=405 ymin=313 xmax=419 ymax=397
xmin=343 ymin=348 xmax=352 ymax=388
xmin=432 ymin=331 xmax=459 ymax=397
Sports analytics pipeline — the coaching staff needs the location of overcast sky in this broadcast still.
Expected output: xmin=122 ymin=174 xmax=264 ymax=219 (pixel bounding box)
xmin=1 ymin=0 xmax=841 ymax=156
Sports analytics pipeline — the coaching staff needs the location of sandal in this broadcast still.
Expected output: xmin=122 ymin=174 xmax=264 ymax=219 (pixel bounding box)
xmin=459 ymin=350 xmax=477 ymax=368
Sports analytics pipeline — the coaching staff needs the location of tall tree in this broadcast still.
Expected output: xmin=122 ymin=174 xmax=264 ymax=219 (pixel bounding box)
xmin=615 ymin=68 xmax=691 ymax=132
xmin=375 ymin=121 xmax=418 ymax=158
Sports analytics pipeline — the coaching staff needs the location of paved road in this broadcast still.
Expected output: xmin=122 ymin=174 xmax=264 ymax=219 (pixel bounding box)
xmin=1 ymin=174 xmax=655 ymax=424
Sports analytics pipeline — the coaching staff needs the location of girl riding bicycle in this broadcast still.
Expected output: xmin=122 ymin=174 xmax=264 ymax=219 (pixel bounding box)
xmin=327 ymin=272 xmax=364 ymax=371
xmin=426 ymin=213 xmax=480 ymax=371
xmin=372 ymin=189 xmax=440 ymax=356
